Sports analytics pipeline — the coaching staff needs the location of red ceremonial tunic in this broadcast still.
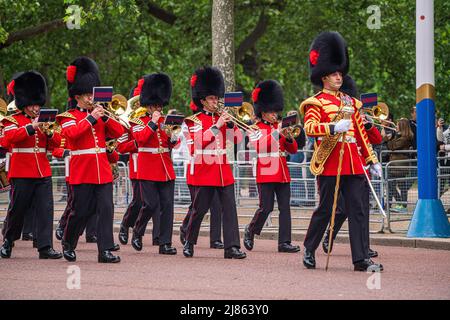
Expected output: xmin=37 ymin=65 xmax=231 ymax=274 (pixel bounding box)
xmin=300 ymin=89 xmax=379 ymax=176
xmin=130 ymin=114 xmax=178 ymax=182
xmin=2 ymin=112 xmax=61 ymax=179
xmin=184 ymin=109 xmax=242 ymax=187
xmin=56 ymin=107 xmax=123 ymax=185
xmin=250 ymin=120 xmax=298 ymax=184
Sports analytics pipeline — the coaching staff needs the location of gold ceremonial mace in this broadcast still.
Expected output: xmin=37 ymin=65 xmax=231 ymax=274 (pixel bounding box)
xmin=325 ymin=97 xmax=354 ymax=271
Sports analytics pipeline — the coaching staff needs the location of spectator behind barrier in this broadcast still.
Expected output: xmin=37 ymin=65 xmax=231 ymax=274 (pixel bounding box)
xmin=383 ymin=118 xmax=414 ymax=212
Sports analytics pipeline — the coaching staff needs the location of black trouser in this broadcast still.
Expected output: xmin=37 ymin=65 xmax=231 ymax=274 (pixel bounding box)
xmin=121 ymin=179 xmax=160 ymax=240
xmin=21 ymin=205 xmax=35 ymax=236
xmin=58 ymin=183 xmax=97 ymax=238
xmin=63 ymin=183 xmax=114 ymax=252
xmin=3 ymin=177 xmax=54 ymax=250
xmin=325 ymin=180 xmax=370 ymax=252
xmin=181 ymin=185 xmax=222 ymax=243
xmin=304 ymin=175 xmax=368 ymax=263
xmin=248 ymin=182 xmax=292 ymax=244
xmin=185 ymin=185 xmax=240 ymax=249
xmin=133 ymin=180 xmax=174 ymax=245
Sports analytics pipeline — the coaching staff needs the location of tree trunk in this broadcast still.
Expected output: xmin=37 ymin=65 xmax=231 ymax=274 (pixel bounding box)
xmin=212 ymin=0 xmax=235 ymax=92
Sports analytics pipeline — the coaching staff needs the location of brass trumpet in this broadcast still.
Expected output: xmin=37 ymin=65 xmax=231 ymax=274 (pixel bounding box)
xmin=283 ymin=124 xmax=302 ymax=138
xmin=106 ymin=139 xmax=118 ymax=153
xmin=40 ymin=121 xmax=61 ymax=135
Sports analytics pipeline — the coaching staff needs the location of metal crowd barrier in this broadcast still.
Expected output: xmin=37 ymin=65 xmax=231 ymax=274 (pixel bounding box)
xmin=1 ymin=151 xmax=448 ymax=236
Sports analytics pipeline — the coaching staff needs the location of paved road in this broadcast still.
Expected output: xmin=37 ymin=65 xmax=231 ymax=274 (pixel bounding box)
xmin=0 ymin=234 xmax=449 ymax=300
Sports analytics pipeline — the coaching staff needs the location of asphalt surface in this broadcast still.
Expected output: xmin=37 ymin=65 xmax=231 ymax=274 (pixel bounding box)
xmin=0 ymin=233 xmax=449 ymax=300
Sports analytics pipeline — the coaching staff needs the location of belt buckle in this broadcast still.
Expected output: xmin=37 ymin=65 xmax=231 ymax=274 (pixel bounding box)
xmin=34 ymin=147 xmax=39 ymax=153
xmin=158 ymin=147 xmax=164 ymax=153
xmin=95 ymin=147 xmax=100 ymax=153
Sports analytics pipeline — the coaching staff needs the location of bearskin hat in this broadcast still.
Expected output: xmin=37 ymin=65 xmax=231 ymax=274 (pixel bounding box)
xmin=66 ymin=56 xmax=101 ymax=98
xmin=251 ymin=80 xmax=284 ymax=118
xmin=190 ymin=66 xmax=225 ymax=110
xmin=139 ymin=73 xmax=172 ymax=106
xmin=7 ymin=71 xmax=47 ymax=110
xmin=308 ymin=31 xmax=349 ymax=87
xmin=340 ymin=75 xmax=358 ymax=98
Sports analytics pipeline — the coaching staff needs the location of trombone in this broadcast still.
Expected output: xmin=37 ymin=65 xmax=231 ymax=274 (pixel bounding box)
xmin=362 ymin=102 xmax=397 ymax=131
xmin=88 ymin=94 xmax=131 ymax=129
xmin=215 ymin=100 xmax=260 ymax=135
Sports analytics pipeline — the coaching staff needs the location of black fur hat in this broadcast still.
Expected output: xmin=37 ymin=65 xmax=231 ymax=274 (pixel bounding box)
xmin=308 ymin=31 xmax=349 ymax=87
xmin=252 ymin=80 xmax=284 ymax=118
xmin=9 ymin=71 xmax=47 ymax=110
xmin=66 ymin=56 xmax=101 ymax=98
xmin=340 ymin=75 xmax=358 ymax=98
xmin=139 ymin=73 xmax=172 ymax=106
xmin=190 ymin=66 xmax=225 ymax=109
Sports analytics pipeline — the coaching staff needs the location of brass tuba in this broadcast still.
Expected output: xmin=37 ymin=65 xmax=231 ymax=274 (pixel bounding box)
xmin=0 ymin=98 xmax=7 ymax=121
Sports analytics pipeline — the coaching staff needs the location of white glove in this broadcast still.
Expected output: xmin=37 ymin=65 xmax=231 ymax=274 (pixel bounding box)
xmin=334 ymin=119 xmax=352 ymax=133
xmin=369 ymin=162 xmax=382 ymax=178
xmin=170 ymin=132 xmax=180 ymax=143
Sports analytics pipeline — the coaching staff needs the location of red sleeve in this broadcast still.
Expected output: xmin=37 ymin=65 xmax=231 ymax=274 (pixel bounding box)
xmin=117 ymin=140 xmax=138 ymax=154
xmin=2 ymin=119 xmax=33 ymax=145
xmin=59 ymin=115 xmax=96 ymax=140
xmin=285 ymin=137 xmax=298 ymax=154
xmin=52 ymin=147 xmax=66 ymax=159
xmin=47 ymin=131 xmax=62 ymax=149
xmin=104 ymin=118 xmax=124 ymax=139
xmin=107 ymin=150 xmax=119 ymax=163
xmin=366 ymin=125 xmax=382 ymax=145
xmin=131 ymin=121 xmax=156 ymax=145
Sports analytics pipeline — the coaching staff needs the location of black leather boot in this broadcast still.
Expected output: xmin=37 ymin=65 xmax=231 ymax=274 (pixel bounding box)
xmin=39 ymin=247 xmax=63 ymax=259
xmin=354 ymin=259 xmax=383 ymax=272
xmin=210 ymin=240 xmax=224 ymax=249
xmin=303 ymin=248 xmax=316 ymax=269
xmin=224 ymin=246 xmax=247 ymax=259
xmin=131 ymin=234 xmax=143 ymax=251
xmin=62 ymin=241 xmax=76 ymax=262
xmin=98 ymin=250 xmax=121 ymax=263
xmin=0 ymin=239 xmax=13 ymax=258
xmin=278 ymin=242 xmax=301 ymax=253
xmin=118 ymin=224 xmax=128 ymax=245
xmin=243 ymin=225 xmax=254 ymax=251
xmin=183 ymin=241 xmax=194 ymax=257
xmin=159 ymin=244 xmax=177 ymax=255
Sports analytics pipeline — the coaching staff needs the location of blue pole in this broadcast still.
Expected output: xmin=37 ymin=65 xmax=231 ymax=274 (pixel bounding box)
xmin=407 ymin=0 xmax=450 ymax=237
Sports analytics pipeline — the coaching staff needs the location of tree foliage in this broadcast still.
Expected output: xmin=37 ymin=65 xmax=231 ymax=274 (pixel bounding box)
xmin=0 ymin=0 xmax=449 ymax=120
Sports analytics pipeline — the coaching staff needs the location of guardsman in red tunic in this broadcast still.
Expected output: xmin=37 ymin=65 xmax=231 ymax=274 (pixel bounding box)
xmin=182 ymin=66 xmax=246 ymax=259
xmin=57 ymin=57 xmax=123 ymax=263
xmin=243 ymin=80 xmax=300 ymax=253
xmin=179 ymin=102 xmax=224 ymax=250
xmin=117 ymin=84 xmax=161 ymax=246
xmin=129 ymin=73 xmax=177 ymax=255
xmin=299 ymin=32 xmax=383 ymax=272
xmin=0 ymin=71 xmax=62 ymax=259
xmin=321 ymin=75 xmax=382 ymax=259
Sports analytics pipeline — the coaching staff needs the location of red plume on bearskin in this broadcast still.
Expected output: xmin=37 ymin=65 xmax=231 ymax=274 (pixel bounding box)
xmin=66 ymin=65 xmax=77 ymax=83
xmin=252 ymin=87 xmax=261 ymax=103
xmin=190 ymin=74 xmax=197 ymax=88
xmin=134 ymin=78 xmax=144 ymax=96
xmin=189 ymin=100 xmax=198 ymax=112
xmin=7 ymin=80 xmax=15 ymax=96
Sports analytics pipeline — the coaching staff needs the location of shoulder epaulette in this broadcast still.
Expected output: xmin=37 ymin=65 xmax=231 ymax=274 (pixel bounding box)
xmin=299 ymin=96 xmax=322 ymax=115
xmin=56 ymin=112 xmax=77 ymax=120
xmin=2 ymin=116 xmax=18 ymax=126
xmin=353 ymin=98 xmax=363 ymax=110
xmin=184 ymin=112 xmax=202 ymax=125
xmin=129 ymin=118 xmax=145 ymax=126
